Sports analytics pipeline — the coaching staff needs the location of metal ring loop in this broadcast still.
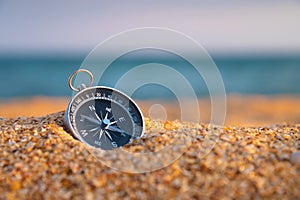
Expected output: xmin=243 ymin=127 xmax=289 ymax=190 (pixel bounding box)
xmin=68 ymin=69 xmax=94 ymax=92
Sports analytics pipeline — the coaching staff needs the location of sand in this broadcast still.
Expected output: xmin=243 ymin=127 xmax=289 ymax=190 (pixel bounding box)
xmin=0 ymin=95 xmax=300 ymax=199
xmin=1 ymin=95 xmax=300 ymax=126
xmin=0 ymin=110 xmax=300 ymax=199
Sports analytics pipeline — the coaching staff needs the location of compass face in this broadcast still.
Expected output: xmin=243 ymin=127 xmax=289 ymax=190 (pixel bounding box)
xmin=65 ymin=86 xmax=144 ymax=150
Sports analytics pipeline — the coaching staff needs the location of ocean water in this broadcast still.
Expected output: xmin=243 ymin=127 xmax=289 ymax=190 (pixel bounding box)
xmin=0 ymin=52 xmax=300 ymax=100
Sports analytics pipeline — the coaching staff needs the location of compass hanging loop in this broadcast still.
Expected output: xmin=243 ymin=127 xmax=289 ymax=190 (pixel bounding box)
xmin=68 ymin=69 xmax=94 ymax=92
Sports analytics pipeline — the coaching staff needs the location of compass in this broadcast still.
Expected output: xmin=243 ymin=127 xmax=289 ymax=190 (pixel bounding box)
xmin=64 ymin=69 xmax=144 ymax=150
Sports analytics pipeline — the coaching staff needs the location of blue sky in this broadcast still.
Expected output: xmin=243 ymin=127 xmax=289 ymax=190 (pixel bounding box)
xmin=0 ymin=0 xmax=300 ymax=56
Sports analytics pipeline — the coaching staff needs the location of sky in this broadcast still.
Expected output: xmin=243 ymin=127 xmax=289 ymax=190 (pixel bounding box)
xmin=0 ymin=0 xmax=300 ymax=56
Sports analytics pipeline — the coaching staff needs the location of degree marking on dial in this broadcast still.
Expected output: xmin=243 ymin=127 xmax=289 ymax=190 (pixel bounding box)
xmin=75 ymin=98 xmax=82 ymax=104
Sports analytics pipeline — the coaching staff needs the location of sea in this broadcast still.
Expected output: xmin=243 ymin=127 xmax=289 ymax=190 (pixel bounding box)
xmin=1 ymin=51 xmax=300 ymax=100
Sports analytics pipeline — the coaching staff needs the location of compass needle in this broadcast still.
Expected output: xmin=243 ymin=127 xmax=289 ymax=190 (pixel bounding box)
xmin=104 ymin=130 xmax=113 ymax=141
xmin=98 ymin=129 xmax=104 ymax=140
xmin=80 ymin=115 xmax=100 ymax=125
xmin=92 ymin=128 xmax=101 ymax=137
xmin=94 ymin=112 xmax=102 ymax=122
xmin=108 ymin=120 xmax=117 ymax=126
xmin=104 ymin=112 xmax=108 ymax=120
xmin=108 ymin=126 xmax=124 ymax=134
xmin=100 ymin=111 xmax=103 ymax=120
xmin=89 ymin=126 xmax=100 ymax=133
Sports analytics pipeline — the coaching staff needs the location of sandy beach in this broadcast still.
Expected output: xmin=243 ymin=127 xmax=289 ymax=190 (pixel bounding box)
xmin=0 ymin=111 xmax=299 ymax=199
xmin=0 ymin=95 xmax=300 ymax=199
xmin=1 ymin=95 xmax=300 ymax=126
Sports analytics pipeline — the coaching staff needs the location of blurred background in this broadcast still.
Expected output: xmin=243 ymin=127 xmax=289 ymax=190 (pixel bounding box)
xmin=0 ymin=0 xmax=300 ymax=125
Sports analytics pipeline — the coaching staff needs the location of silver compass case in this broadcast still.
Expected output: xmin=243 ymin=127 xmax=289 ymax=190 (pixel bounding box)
xmin=64 ymin=70 xmax=144 ymax=150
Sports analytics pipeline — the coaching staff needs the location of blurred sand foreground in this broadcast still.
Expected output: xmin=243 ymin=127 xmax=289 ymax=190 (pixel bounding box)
xmin=0 ymin=95 xmax=300 ymax=126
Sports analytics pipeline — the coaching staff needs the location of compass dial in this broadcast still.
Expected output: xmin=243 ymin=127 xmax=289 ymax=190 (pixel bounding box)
xmin=65 ymin=86 xmax=144 ymax=150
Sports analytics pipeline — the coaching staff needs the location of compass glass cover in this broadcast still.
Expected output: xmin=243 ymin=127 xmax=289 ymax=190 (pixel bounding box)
xmin=67 ymin=87 xmax=144 ymax=150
